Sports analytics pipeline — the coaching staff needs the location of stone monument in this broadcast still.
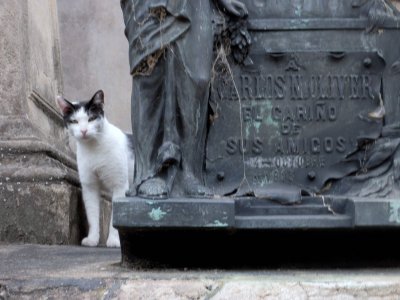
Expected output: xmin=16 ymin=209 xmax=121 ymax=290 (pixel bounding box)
xmin=115 ymin=0 xmax=400 ymax=264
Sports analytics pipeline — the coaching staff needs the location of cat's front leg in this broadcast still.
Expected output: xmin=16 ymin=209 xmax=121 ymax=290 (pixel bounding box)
xmin=81 ymin=182 xmax=101 ymax=247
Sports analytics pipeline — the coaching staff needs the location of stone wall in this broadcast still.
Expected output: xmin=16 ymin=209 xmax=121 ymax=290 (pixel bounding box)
xmin=57 ymin=0 xmax=131 ymax=133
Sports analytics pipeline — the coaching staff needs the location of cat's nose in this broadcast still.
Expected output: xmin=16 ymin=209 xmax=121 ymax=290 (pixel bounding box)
xmin=81 ymin=129 xmax=88 ymax=137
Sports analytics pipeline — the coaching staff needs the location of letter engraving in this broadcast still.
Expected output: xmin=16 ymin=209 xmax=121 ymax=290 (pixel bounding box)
xmin=210 ymin=51 xmax=382 ymax=188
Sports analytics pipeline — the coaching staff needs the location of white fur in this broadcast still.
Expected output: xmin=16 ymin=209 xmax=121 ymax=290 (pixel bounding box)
xmin=68 ymin=107 xmax=133 ymax=248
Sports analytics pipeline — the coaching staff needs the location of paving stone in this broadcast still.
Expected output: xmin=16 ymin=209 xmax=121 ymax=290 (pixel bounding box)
xmin=2 ymin=245 xmax=400 ymax=299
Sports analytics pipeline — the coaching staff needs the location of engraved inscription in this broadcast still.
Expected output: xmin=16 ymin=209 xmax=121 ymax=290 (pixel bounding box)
xmin=220 ymin=74 xmax=375 ymax=102
xmin=207 ymin=52 xmax=384 ymax=191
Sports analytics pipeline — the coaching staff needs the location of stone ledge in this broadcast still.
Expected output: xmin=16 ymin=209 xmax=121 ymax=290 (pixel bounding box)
xmin=0 ymin=138 xmax=77 ymax=171
xmin=114 ymin=197 xmax=400 ymax=266
xmin=114 ymin=197 xmax=400 ymax=230
xmin=0 ymin=139 xmax=79 ymax=188
xmin=114 ymin=197 xmax=235 ymax=229
xmin=2 ymin=245 xmax=400 ymax=299
xmin=29 ymin=90 xmax=64 ymax=127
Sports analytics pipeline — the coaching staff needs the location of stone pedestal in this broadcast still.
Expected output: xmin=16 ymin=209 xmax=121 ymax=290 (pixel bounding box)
xmin=114 ymin=196 xmax=400 ymax=265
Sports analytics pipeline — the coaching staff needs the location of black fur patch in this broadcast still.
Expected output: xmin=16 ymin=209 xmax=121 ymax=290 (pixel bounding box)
xmin=84 ymin=99 xmax=104 ymax=120
xmin=62 ymin=91 xmax=104 ymax=127
xmin=62 ymin=100 xmax=82 ymax=126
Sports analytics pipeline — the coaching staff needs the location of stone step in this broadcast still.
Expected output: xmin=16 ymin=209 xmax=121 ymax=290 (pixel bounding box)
xmin=3 ymin=244 xmax=400 ymax=299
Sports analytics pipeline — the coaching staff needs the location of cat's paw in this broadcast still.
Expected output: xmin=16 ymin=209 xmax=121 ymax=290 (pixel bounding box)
xmin=81 ymin=236 xmax=99 ymax=247
xmin=106 ymin=235 xmax=120 ymax=248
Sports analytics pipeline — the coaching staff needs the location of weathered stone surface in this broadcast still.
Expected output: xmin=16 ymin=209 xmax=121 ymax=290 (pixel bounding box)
xmin=118 ymin=280 xmax=218 ymax=300
xmin=114 ymin=197 xmax=235 ymax=228
xmin=0 ymin=142 xmax=113 ymax=245
xmin=0 ymin=1 xmax=27 ymax=117
xmin=0 ymin=0 xmax=87 ymax=245
xmin=57 ymin=0 xmax=132 ymax=132
xmin=27 ymin=0 xmax=63 ymax=106
xmin=212 ymin=280 xmax=400 ymax=300
xmin=0 ymin=182 xmax=82 ymax=244
xmin=0 ymin=137 xmax=80 ymax=244
xmin=2 ymin=245 xmax=400 ymax=299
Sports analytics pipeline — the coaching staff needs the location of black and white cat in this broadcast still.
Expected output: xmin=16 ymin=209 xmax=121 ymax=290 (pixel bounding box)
xmin=56 ymin=90 xmax=133 ymax=248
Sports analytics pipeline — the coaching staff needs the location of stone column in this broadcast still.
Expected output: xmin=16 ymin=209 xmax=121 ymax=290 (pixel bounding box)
xmin=0 ymin=1 xmax=83 ymax=244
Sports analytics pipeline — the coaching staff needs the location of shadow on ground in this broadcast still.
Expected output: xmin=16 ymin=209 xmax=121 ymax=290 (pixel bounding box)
xmin=120 ymin=229 xmax=400 ymax=270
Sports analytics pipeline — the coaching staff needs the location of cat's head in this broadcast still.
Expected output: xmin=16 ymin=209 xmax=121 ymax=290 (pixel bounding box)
xmin=56 ymin=90 xmax=105 ymax=141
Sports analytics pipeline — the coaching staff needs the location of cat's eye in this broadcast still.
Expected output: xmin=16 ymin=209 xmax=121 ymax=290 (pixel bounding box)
xmin=88 ymin=116 xmax=97 ymax=122
xmin=69 ymin=120 xmax=78 ymax=124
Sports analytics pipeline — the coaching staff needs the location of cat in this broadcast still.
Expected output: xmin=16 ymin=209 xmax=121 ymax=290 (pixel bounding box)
xmin=56 ymin=90 xmax=134 ymax=248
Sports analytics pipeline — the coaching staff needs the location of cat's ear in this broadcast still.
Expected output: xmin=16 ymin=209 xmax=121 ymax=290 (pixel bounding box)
xmin=56 ymin=95 xmax=74 ymax=115
xmin=91 ymin=90 xmax=104 ymax=107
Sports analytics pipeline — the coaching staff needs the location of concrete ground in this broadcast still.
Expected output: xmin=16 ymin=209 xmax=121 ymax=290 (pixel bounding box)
xmin=1 ymin=244 xmax=400 ymax=299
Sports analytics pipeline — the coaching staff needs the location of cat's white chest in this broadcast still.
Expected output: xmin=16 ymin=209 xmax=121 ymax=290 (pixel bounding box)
xmin=76 ymin=129 xmax=129 ymax=191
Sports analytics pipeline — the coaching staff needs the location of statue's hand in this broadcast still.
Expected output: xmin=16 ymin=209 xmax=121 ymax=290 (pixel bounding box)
xmin=218 ymin=0 xmax=248 ymax=18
